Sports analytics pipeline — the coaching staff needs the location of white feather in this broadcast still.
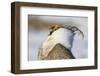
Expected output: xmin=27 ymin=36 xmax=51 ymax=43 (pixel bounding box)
xmin=40 ymin=28 xmax=75 ymax=58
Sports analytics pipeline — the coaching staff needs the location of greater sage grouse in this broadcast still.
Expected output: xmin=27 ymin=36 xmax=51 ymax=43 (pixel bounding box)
xmin=38 ymin=25 xmax=83 ymax=60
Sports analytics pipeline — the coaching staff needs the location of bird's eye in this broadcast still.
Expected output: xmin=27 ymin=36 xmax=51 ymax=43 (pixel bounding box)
xmin=48 ymin=29 xmax=53 ymax=35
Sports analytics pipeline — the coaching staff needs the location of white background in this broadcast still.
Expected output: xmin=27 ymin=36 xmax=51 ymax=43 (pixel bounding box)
xmin=0 ymin=0 xmax=100 ymax=76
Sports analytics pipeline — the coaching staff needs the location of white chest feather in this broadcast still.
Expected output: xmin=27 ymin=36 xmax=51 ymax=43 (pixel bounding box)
xmin=40 ymin=28 xmax=75 ymax=58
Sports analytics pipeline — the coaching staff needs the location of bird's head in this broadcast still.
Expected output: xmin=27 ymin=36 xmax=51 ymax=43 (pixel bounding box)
xmin=48 ymin=25 xmax=64 ymax=35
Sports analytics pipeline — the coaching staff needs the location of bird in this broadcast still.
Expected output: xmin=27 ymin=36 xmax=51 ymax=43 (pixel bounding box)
xmin=38 ymin=24 xmax=83 ymax=60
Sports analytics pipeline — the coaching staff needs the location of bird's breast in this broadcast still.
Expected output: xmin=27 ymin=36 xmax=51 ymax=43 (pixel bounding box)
xmin=52 ymin=28 xmax=75 ymax=50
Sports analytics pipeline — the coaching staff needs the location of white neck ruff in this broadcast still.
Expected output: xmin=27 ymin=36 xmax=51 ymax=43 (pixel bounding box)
xmin=40 ymin=28 xmax=75 ymax=58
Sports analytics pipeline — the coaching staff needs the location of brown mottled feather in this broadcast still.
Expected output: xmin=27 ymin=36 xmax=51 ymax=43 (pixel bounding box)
xmin=38 ymin=43 xmax=75 ymax=60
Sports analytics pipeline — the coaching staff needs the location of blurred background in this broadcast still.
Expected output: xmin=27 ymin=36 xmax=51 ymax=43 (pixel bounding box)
xmin=28 ymin=15 xmax=88 ymax=61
